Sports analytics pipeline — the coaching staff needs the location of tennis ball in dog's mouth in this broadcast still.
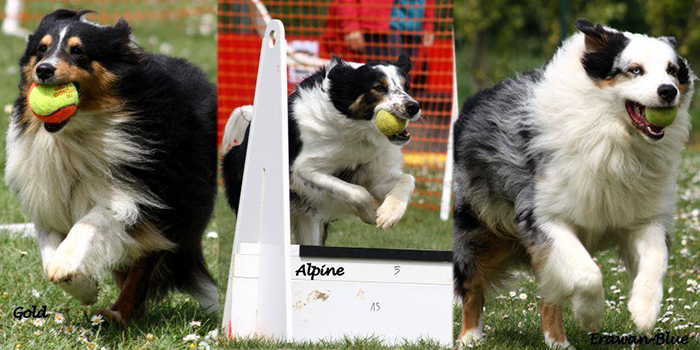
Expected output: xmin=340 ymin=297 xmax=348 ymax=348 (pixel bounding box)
xmin=376 ymin=110 xmax=407 ymax=136
xmin=27 ymin=82 xmax=80 ymax=124
xmin=646 ymin=106 xmax=677 ymax=128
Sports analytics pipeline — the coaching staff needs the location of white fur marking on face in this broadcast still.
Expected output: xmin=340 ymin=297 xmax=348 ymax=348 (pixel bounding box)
xmin=615 ymin=34 xmax=681 ymax=107
xmin=33 ymin=26 xmax=68 ymax=81
xmin=374 ymin=65 xmax=419 ymax=120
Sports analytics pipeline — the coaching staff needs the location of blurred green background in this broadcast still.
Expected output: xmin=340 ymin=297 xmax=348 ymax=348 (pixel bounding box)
xmin=454 ymin=0 xmax=700 ymax=144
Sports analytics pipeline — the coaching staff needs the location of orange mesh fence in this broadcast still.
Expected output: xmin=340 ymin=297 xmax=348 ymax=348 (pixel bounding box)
xmin=218 ymin=0 xmax=454 ymax=211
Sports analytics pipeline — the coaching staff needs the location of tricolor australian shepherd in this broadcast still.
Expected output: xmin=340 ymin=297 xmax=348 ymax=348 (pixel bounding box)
xmin=5 ymin=9 xmax=218 ymax=325
xmin=453 ymin=20 xmax=694 ymax=348
xmin=222 ymin=54 xmax=419 ymax=245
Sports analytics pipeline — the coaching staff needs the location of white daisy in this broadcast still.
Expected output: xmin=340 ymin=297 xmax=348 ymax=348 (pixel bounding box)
xmin=90 ymin=315 xmax=104 ymax=326
xmin=183 ymin=333 xmax=200 ymax=342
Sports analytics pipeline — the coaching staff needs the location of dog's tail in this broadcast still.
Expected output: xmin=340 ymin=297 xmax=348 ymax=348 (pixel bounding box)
xmin=220 ymin=105 xmax=253 ymax=154
xmin=221 ymin=106 xmax=253 ymax=212
xmin=149 ymin=245 xmax=219 ymax=315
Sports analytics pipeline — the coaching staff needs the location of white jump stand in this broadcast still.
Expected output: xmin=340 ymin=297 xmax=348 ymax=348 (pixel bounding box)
xmin=222 ymin=20 xmax=453 ymax=346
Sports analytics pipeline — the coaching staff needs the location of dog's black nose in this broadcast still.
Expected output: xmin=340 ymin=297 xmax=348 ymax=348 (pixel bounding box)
xmin=35 ymin=63 xmax=55 ymax=81
xmin=657 ymin=84 xmax=678 ymax=103
xmin=406 ymin=101 xmax=420 ymax=116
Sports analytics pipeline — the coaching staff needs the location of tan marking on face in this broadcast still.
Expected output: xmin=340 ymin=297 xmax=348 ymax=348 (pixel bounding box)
xmin=593 ymin=74 xmax=629 ymax=89
xmin=67 ymin=36 xmax=82 ymax=48
xmin=52 ymin=61 xmax=122 ymax=113
xmin=21 ymin=56 xmax=36 ymax=89
xmin=349 ymin=94 xmax=364 ymax=112
xmin=679 ymin=83 xmax=688 ymax=95
xmin=39 ymin=35 xmax=53 ymax=47
xmin=541 ymin=299 xmax=567 ymax=343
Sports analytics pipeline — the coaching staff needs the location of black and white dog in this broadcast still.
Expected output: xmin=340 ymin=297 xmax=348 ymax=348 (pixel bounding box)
xmin=5 ymin=9 xmax=218 ymax=325
xmin=453 ymin=20 xmax=694 ymax=348
xmin=222 ymin=54 xmax=420 ymax=245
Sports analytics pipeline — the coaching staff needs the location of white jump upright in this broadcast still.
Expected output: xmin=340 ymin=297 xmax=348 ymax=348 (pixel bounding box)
xmin=222 ymin=20 xmax=453 ymax=346
xmin=222 ymin=19 xmax=293 ymax=340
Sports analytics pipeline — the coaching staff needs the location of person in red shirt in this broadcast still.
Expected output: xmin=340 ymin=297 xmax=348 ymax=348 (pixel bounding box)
xmin=322 ymin=0 xmax=435 ymax=63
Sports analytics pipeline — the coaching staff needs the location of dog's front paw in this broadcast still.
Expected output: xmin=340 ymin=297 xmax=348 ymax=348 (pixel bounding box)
xmin=376 ymin=195 xmax=407 ymax=229
xmin=571 ymin=287 xmax=604 ymax=332
xmin=570 ymin=270 xmax=605 ymax=332
xmin=353 ymin=190 xmax=378 ymax=225
xmin=628 ymin=283 xmax=663 ymax=332
xmin=45 ymin=250 xmax=82 ymax=284
xmin=357 ymin=202 xmax=378 ymax=225
xmin=58 ymin=276 xmax=98 ymax=305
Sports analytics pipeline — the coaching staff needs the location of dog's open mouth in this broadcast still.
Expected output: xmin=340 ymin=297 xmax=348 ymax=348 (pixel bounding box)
xmin=625 ymin=101 xmax=664 ymax=140
xmin=388 ymin=129 xmax=411 ymax=144
xmin=44 ymin=119 xmax=70 ymax=133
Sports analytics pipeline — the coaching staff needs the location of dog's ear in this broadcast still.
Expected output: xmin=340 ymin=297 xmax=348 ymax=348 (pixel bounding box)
xmin=395 ymin=52 xmax=412 ymax=73
xmin=327 ymin=56 xmax=348 ymax=73
xmin=327 ymin=57 xmax=355 ymax=82
xmin=114 ymin=17 xmax=132 ymax=35
xmin=659 ymin=36 xmax=677 ymax=48
xmin=103 ymin=17 xmax=144 ymax=62
xmin=575 ymin=19 xmax=619 ymax=52
xmin=39 ymin=9 xmax=95 ymax=27
xmin=575 ymin=19 xmax=629 ymax=80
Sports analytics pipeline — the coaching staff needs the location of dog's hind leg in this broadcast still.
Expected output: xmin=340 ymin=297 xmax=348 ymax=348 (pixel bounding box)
xmin=454 ymin=204 xmax=519 ymax=347
xmin=97 ymin=254 xmax=159 ymax=326
xmin=183 ymin=273 xmax=219 ymax=315
xmin=293 ymin=214 xmax=322 ymax=245
xmin=541 ymin=299 xmax=573 ymax=349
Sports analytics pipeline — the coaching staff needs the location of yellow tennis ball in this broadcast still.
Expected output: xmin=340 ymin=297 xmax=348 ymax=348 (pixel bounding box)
xmin=27 ymin=83 xmax=80 ymax=123
xmin=646 ymin=107 xmax=677 ymax=128
xmin=376 ymin=110 xmax=407 ymax=136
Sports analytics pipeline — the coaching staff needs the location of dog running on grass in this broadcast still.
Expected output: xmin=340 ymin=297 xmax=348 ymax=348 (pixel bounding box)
xmin=452 ymin=20 xmax=694 ymax=348
xmin=6 ymin=9 xmax=218 ymax=325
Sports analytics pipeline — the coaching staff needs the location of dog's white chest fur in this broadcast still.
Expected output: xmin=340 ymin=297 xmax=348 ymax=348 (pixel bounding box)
xmin=530 ymin=40 xmax=690 ymax=234
xmin=5 ymin=116 xmax=144 ymax=233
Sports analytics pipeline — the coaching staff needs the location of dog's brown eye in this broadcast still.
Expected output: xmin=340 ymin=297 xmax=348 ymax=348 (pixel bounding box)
xmin=373 ymin=84 xmax=387 ymax=93
xmin=37 ymin=45 xmax=48 ymax=54
xmin=70 ymin=46 xmax=84 ymax=55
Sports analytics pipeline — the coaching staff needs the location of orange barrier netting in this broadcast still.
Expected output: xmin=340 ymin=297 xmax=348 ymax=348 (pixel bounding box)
xmin=218 ymin=0 xmax=454 ymax=211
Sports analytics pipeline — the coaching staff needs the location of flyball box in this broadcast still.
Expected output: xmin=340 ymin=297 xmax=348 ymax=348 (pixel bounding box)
xmin=221 ymin=21 xmax=453 ymax=346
